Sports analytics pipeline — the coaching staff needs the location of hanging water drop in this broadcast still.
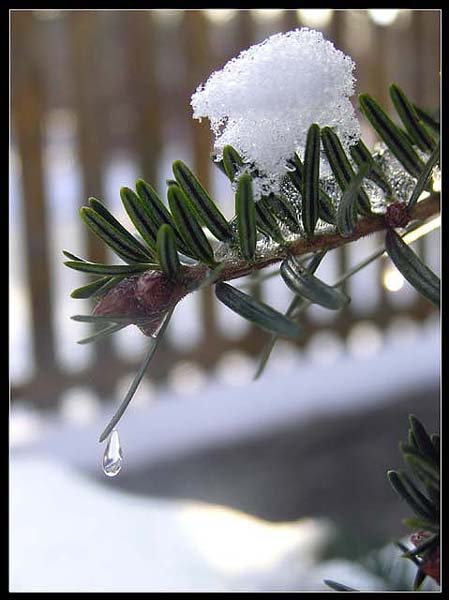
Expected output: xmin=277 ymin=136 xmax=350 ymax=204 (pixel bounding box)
xmin=102 ymin=429 xmax=123 ymax=477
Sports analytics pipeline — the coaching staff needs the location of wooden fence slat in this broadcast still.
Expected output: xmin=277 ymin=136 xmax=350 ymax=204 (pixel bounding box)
xmin=124 ymin=11 xmax=162 ymax=186
xmin=68 ymin=11 xmax=115 ymax=398
xmin=11 ymin=12 xmax=57 ymax=401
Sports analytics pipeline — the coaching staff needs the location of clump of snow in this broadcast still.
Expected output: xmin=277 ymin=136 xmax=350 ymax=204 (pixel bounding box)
xmin=191 ymin=28 xmax=360 ymax=197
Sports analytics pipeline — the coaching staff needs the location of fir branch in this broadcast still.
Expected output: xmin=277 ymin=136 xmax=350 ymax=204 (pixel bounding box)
xmin=190 ymin=193 xmax=439 ymax=286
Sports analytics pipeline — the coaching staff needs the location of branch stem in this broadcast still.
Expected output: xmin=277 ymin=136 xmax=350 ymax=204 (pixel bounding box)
xmin=213 ymin=193 xmax=439 ymax=284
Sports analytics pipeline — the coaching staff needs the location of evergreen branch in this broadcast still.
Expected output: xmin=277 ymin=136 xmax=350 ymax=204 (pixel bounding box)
xmin=209 ymin=193 xmax=438 ymax=285
xmin=66 ymin=85 xmax=440 ymax=418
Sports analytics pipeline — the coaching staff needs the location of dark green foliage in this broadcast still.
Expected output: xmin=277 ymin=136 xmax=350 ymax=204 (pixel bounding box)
xmin=222 ymin=145 xmax=244 ymax=181
xmin=389 ymin=84 xmax=435 ymax=153
xmin=324 ymin=580 xmax=358 ymax=592
xmin=385 ymin=230 xmax=440 ymax=307
xmin=413 ymin=105 xmax=439 ymax=135
xmin=120 ymin=186 xmax=159 ymax=254
xmin=408 ymin=142 xmax=440 ymax=208
xmin=321 ymin=127 xmax=372 ymax=215
xmin=167 ymin=184 xmax=215 ymax=265
xmin=80 ymin=202 xmax=153 ymax=263
xmin=63 ymin=250 xmax=85 ymax=262
xmin=254 ymin=252 xmax=326 ymax=380
xmin=235 ymin=173 xmax=257 ymax=260
xmin=77 ymin=323 xmax=127 ymax=345
xmin=387 ymin=471 xmax=435 ymax=522
xmin=287 ymin=152 xmax=337 ymax=224
xmin=336 ymin=163 xmax=371 ymax=237
xmin=173 ymin=159 xmax=233 ymax=242
xmin=408 ymin=415 xmax=439 ymax=464
xmin=156 ymin=224 xmax=181 ymax=279
xmin=64 ymin=260 xmax=156 ymax=275
xmin=135 ymin=179 xmax=175 ymax=230
xmin=359 ymin=94 xmax=424 ymax=178
xmin=267 ymin=193 xmax=302 ymax=233
xmin=215 ymin=282 xmax=301 ymax=338
xmin=281 ymin=254 xmax=349 ymax=310
xmin=255 ymin=195 xmax=284 ymax=244
xmin=387 ymin=416 xmax=439 ymax=590
xmin=136 ymin=179 xmax=191 ymax=255
xmin=349 ymin=139 xmax=392 ymax=196
xmin=302 ymin=123 xmax=321 ymax=236
xmin=70 ymin=276 xmax=113 ymax=299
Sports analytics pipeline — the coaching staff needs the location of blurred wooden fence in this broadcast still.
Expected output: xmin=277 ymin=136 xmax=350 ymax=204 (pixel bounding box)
xmin=10 ymin=10 xmax=440 ymax=409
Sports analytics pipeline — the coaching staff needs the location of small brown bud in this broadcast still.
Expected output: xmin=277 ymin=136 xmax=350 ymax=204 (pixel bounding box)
xmin=135 ymin=271 xmax=185 ymax=316
xmin=93 ymin=269 xmax=193 ymax=337
xmin=93 ymin=276 xmax=141 ymax=319
xmin=386 ymin=202 xmax=410 ymax=228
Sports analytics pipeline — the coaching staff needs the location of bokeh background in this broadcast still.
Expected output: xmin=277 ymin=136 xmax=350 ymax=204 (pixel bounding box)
xmin=10 ymin=9 xmax=440 ymax=592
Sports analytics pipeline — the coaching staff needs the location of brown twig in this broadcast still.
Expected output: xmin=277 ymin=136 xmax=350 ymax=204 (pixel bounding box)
xmin=209 ymin=193 xmax=440 ymax=284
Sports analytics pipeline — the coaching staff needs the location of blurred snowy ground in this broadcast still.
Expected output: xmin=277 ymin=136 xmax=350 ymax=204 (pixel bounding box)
xmin=12 ymin=454 xmax=394 ymax=593
xmin=10 ymin=317 xmax=439 ymax=592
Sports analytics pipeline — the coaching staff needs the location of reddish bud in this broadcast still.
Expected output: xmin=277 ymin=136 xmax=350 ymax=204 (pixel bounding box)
xmin=411 ymin=531 xmax=440 ymax=585
xmin=422 ymin=546 xmax=440 ymax=584
xmin=386 ymin=202 xmax=410 ymax=228
xmin=135 ymin=271 xmax=186 ymax=316
xmin=93 ymin=269 xmax=196 ymax=337
xmin=92 ymin=276 xmax=141 ymax=319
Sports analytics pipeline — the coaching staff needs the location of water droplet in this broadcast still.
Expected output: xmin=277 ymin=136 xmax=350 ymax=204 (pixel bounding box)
xmin=102 ymin=430 xmax=123 ymax=477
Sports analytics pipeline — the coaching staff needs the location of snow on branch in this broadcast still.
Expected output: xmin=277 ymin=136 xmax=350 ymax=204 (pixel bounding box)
xmin=191 ymin=28 xmax=360 ymax=197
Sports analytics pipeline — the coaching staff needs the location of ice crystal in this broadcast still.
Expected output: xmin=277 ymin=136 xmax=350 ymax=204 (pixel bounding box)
xmin=191 ymin=28 xmax=360 ymax=197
